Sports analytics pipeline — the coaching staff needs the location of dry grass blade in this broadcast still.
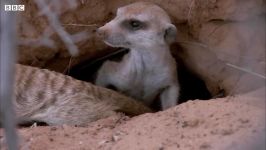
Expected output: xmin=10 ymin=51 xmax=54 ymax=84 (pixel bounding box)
xmin=62 ymin=23 xmax=99 ymax=27
xmin=226 ymin=63 xmax=266 ymax=79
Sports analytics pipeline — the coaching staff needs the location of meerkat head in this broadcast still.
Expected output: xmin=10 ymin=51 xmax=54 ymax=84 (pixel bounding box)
xmin=97 ymin=2 xmax=177 ymax=49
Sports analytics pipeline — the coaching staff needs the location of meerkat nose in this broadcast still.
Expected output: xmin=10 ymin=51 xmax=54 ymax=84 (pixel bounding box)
xmin=96 ymin=28 xmax=107 ymax=39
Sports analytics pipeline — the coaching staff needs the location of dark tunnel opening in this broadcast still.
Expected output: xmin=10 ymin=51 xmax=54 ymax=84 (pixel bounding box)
xmin=68 ymin=46 xmax=212 ymax=111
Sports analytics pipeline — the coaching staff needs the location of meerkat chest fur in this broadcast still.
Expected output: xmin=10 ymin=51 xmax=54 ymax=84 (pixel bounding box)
xmin=119 ymin=47 xmax=175 ymax=100
xmin=96 ymin=2 xmax=180 ymax=110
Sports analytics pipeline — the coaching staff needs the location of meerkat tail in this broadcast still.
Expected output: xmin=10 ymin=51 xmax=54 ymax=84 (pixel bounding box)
xmin=75 ymin=80 xmax=153 ymax=116
xmin=95 ymin=86 xmax=153 ymax=115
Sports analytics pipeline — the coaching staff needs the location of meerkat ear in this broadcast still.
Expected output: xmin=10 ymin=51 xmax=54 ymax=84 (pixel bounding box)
xmin=164 ymin=24 xmax=177 ymax=44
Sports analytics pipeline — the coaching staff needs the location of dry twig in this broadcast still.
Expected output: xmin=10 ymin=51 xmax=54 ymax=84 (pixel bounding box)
xmin=34 ymin=0 xmax=79 ymax=56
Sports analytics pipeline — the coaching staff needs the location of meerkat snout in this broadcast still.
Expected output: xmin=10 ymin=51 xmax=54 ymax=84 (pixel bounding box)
xmin=96 ymin=28 xmax=107 ymax=39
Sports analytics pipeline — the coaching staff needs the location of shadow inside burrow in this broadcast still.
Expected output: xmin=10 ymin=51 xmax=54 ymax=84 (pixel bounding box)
xmin=17 ymin=121 xmax=48 ymax=128
xmin=68 ymin=44 xmax=212 ymax=111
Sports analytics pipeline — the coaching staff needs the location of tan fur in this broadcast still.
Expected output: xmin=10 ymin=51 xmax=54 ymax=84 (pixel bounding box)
xmin=11 ymin=64 xmax=151 ymax=126
xmin=96 ymin=2 xmax=179 ymax=110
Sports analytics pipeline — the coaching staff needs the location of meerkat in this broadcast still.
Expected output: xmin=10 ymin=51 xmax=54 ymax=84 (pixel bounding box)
xmin=1 ymin=64 xmax=151 ymax=126
xmin=95 ymin=2 xmax=179 ymax=110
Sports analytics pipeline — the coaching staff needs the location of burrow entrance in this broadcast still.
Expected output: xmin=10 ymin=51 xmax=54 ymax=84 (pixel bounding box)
xmin=68 ymin=45 xmax=213 ymax=111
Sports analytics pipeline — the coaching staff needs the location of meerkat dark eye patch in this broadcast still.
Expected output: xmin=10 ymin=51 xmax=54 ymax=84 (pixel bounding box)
xmin=121 ymin=19 xmax=147 ymax=31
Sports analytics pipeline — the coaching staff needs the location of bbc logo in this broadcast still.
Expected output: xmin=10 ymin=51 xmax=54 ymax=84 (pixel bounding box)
xmin=4 ymin=5 xmax=25 ymax=11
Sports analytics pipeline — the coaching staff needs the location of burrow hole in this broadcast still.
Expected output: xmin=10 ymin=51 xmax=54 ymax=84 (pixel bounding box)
xmin=68 ymin=44 xmax=214 ymax=111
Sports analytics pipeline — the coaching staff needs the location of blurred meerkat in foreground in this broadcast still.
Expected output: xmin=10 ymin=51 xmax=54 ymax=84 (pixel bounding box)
xmin=1 ymin=64 xmax=151 ymax=126
xmin=96 ymin=2 xmax=179 ymax=110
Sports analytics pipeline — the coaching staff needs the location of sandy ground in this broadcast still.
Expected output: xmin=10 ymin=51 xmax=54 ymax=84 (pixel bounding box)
xmin=1 ymin=1 xmax=265 ymax=150
xmin=1 ymin=90 xmax=265 ymax=150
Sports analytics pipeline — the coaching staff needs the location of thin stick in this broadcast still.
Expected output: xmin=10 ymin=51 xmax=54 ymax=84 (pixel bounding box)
xmin=35 ymin=0 xmax=79 ymax=56
xmin=178 ymin=40 xmax=265 ymax=61
xmin=178 ymin=40 xmax=208 ymax=48
xmin=0 ymin=0 xmax=19 ymax=150
xmin=187 ymin=0 xmax=195 ymax=21
xmin=64 ymin=56 xmax=73 ymax=74
xmin=62 ymin=23 xmax=98 ymax=27
xmin=226 ymin=63 xmax=266 ymax=79
xmin=77 ymin=48 xmax=129 ymax=70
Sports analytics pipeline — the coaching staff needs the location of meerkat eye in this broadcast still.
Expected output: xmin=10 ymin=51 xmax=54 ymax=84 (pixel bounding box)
xmin=122 ymin=19 xmax=146 ymax=31
xmin=129 ymin=20 xmax=141 ymax=29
